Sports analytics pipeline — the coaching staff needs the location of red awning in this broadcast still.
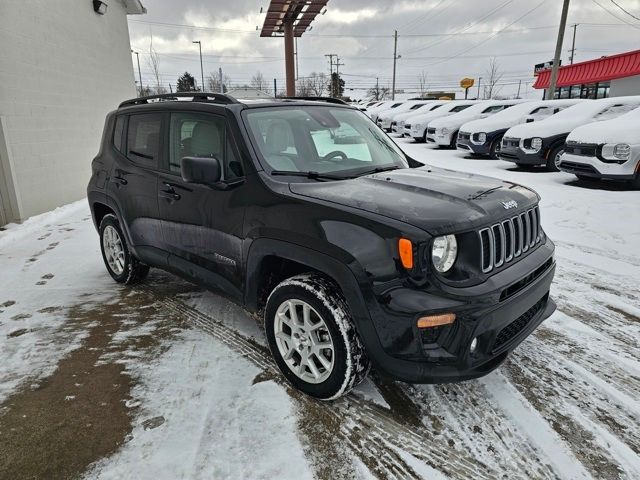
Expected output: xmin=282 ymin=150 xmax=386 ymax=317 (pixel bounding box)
xmin=533 ymin=49 xmax=640 ymax=89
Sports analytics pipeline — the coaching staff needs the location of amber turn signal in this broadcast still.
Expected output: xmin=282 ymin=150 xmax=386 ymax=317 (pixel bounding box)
xmin=398 ymin=238 xmax=414 ymax=269
xmin=417 ymin=313 xmax=456 ymax=329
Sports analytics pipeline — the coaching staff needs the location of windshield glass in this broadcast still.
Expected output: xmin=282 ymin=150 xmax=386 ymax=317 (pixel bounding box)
xmin=244 ymin=106 xmax=408 ymax=176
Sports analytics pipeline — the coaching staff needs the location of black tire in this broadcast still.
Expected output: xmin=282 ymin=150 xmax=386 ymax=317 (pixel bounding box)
xmin=449 ymin=131 xmax=459 ymax=149
xmin=545 ymin=144 xmax=564 ymax=172
xmin=489 ymin=136 xmax=503 ymax=160
xmin=265 ymin=273 xmax=370 ymax=400
xmin=99 ymin=214 xmax=150 ymax=284
xmin=631 ymin=174 xmax=640 ymax=190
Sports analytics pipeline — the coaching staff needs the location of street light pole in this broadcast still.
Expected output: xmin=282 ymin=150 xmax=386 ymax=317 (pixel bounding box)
xmin=192 ymin=40 xmax=205 ymax=92
xmin=131 ymin=49 xmax=142 ymax=96
xmin=569 ymin=23 xmax=578 ymax=64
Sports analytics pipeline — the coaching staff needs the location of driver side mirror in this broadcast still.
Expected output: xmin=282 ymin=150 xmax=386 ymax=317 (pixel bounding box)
xmin=181 ymin=156 xmax=221 ymax=185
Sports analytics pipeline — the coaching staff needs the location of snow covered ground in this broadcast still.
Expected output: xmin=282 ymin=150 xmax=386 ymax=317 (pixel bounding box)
xmin=0 ymin=140 xmax=639 ymax=480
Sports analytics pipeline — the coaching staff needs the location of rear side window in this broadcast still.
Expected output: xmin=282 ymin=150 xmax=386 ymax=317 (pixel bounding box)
xmin=451 ymin=105 xmax=471 ymax=112
xmin=113 ymin=116 xmax=125 ymax=153
xmin=126 ymin=113 xmax=162 ymax=168
xmin=594 ymin=103 xmax=639 ymax=120
xmin=482 ymin=105 xmax=509 ymax=114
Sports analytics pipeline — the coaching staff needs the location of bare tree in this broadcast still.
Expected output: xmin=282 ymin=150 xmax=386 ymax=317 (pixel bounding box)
xmin=295 ymin=77 xmax=313 ymax=96
xmin=483 ymin=57 xmax=504 ymax=100
xmin=308 ymin=72 xmax=328 ymax=96
xmin=418 ymin=71 xmax=428 ymax=98
xmin=367 ymin=83 xmax=390 ymax=101
xmin=207 ymin=73 xmax=233 ymax=93
xmin=250 ymin=71 xmax=267 ymax=91
xmin=147 ymin=37 xmax=166 ymax=94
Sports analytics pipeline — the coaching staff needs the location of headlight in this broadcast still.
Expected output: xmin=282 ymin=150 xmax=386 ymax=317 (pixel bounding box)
xmin=441 ymin=127 xmax=450 ymax=135
xmin=531 ymin=137 xmax=543 ymax=152
xmin=472 ymin=132 xmax=487 ymax=145
xmin=601 ymin=143 xmax=631 ymax=162
xmin=431 ymin=235 xmax=458 ymax=273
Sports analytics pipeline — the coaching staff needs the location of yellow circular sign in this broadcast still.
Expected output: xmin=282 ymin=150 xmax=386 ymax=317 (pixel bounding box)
xmin=460 ymin=78 xmax=475 ymax=89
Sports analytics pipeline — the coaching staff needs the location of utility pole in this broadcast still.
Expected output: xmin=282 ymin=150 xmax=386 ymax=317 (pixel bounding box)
xmin=192 ymin=40 xmax=205 ymax=92
xmin=477 ymin=77 xmax=482 ymax=99
xmin=325 ymin=54 xmax=336 ymax=96
xmin=569 ymin=23 xmax=578 ymax=64
xmin=376 ymin=77 xmax=380 ymax=100
xmin=334 ymin=55 xmax=344 ymax=99
xmin=284 ymin=21 xmax=295 ymax=96
xmin=218 ymin=67 xmax=223 ymax=93
xmin=295 ymin=37 xmax=299 ymax=81
xmin=169 ymin=84 xmax=173 ymax=93
xmin=274 ymin=78 xmax=277 ymax=97
xmin=131 ymin=50 xmax=143 ymax=96
xmin=391 ymin=30 xmax=398 ymax=100
xmin=516 ymin=79 xmax=522 ymax=98
xmin=547 ymin=0 xmax=570 ymax=100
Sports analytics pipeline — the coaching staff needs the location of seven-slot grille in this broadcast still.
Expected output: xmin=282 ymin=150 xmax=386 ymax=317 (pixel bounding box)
xmin=458 ymin=132 xmax=471 ymax=142
xmin=502 ymin=137 xmax=520 ymax=149
xmin=479 ymin=206 xmax=542 ymax=273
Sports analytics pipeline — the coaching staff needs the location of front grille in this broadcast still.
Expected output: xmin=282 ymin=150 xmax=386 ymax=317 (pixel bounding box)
xmin=564 ymin=142 xmax=597 ymax=157
xmin=427 ymin=127 xmax=436 ymax=135
xmin=479 ymin=206 xmax=542 ymax=273
xmin=458 ymin=132 xmax=471 ymax=142
xmin=492 ymin=295 xmax=547 ymax=352
xmin=502 ymin=137 xmax=520 ymax=149
xmin=405 ymin=124 xmax=411 ymax=129
xmin=558 ymin=161 xmax=598 ymax=174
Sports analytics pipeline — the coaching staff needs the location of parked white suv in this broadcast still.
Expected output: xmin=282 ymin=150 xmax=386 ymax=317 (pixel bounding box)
xmin=392 ymin=101 xmax=448 ymax=135
xmin=559 ymin=105 xmax=640 ymax=188
xmin=407 ymin=101 xmax=479 ymax=141
xmin=457 ymin=99 xmax=583 ymax=159
xmin=369 ymin=101 xmax=405 ymax=123
xmin=378 ymin=100 xmax=434 ymax=132
xmin=500 ymin=96 xmax=640 ymax=171
xmin=427 ymin=100 xmax=530 ymax=148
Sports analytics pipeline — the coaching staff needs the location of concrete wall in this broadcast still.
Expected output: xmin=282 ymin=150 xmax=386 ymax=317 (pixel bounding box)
xmin=0 ymin=0 xmax=139 ymax=224
xmin=610 ymin=75 xmax=640 ymax=97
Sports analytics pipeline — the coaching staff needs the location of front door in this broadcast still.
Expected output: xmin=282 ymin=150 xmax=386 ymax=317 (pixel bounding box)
xmin=158 ymin=111 xmax=246 ymax=298
xmin=107 ymin=113 xmax=163 ymax=252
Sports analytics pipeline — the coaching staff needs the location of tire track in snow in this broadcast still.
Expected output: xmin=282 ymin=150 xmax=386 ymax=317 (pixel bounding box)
xmin=158 ymin=294 xmax=497 ymax=480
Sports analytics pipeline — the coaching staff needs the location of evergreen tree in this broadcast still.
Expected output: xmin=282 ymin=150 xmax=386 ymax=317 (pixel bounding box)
xmin=176 ymin=72 xmax=196 ymax=92
xmin=330 ymin=72 xmax=345 ymax=98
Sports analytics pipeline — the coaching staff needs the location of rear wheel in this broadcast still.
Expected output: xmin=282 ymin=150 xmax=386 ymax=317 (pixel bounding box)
xmin=99 ymin=214 xmax=149 ymax=284
xmin=545 ymin=145 xmax=564 ymax=172
xmin=265 ymin=273 xmax=370 ymax=400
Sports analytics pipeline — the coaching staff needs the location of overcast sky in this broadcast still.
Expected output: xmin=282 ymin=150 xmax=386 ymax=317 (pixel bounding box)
xmin=127 ymin=0 xmax=640 ymax=99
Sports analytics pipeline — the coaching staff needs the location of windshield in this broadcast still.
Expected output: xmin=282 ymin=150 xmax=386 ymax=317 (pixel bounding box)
xmin=244 ymin=106 xmax=408 ymax=176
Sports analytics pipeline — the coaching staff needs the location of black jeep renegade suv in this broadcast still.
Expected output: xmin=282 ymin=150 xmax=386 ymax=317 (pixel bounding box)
xmin=88 ymin=93 xmax=556 ymax=400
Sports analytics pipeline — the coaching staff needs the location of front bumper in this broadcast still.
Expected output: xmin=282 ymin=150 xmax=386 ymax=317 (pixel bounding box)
xmin=359 ymin=237 xmax=556 ymax=383
xmin=499 ymin=145 xmax=545 ymax=165
xmin=457 ymin=134 xmax=490 ymax=155
xmin=559 ymin=152 xmax=639 ymax=179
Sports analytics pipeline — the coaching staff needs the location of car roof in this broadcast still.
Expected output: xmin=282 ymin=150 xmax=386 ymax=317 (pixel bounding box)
xmin=117 ymin=93 xmax=353 ymax=111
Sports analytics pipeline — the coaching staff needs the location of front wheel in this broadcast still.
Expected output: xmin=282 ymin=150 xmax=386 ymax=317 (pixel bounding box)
xmin=489 ymin=136 xmax=503 ymax=160
xmin=545 ymin=145 xmax=564 ymax=172
xmin=265 ymin=273 xmax=370 ymax=400
xmin=99 ymin=214 xmax=149 ymax=284
xmin=449 ymin=131 xmax=459 ymax=149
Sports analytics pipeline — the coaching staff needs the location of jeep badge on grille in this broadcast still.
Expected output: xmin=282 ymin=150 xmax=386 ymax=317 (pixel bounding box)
xmin=502 ymin=200 xmax=518 ymax=210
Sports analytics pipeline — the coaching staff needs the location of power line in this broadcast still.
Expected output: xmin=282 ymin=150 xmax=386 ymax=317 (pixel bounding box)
xmin=591 ymin=0 xmax=640 ymax=28
xmin=609 ymin=0 xmax=640 ymax=21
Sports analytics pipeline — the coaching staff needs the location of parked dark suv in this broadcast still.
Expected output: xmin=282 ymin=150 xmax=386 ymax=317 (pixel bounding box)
xmin=88 ymin=93 xmax=556 ymax=400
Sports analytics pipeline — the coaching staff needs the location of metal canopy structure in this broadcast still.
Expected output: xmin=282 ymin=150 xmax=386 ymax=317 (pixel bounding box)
xmin=260 ymin=0 xmax=328 ymax=95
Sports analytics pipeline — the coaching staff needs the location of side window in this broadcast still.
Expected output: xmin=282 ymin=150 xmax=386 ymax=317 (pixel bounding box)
xmin=113 ymin=116 xmax=125 ymax=153
xmin=126 ymin=113 xmax=162 ymax=168
xmin=594 ymin=103 xmax=639 ymax=120
xmin=168 ymin=112 xmax=243 ymax=180
xmin=451 ymin=104 xmax=471 ymax=112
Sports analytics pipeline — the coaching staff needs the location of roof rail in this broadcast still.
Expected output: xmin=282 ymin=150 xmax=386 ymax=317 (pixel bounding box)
xmin=283 ymin=96 xmax=349 ymax=105
xmin=118 ymin=92 xmax=240 ymax=108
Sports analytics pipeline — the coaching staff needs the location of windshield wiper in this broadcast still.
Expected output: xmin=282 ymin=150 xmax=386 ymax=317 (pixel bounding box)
xmin=270 ymin=170 xmax=350 ymax=181
xmin=354 ymin=165 xmax=400 ymax=177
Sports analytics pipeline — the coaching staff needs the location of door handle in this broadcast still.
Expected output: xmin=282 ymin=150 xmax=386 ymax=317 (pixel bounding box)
xmin=110 ymin=175 xmax=127 ymax=185
xmin=159 ymin=187 xmax=181 ymax=201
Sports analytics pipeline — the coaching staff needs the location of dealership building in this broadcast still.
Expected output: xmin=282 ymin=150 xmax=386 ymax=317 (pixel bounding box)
xmin=534 ymin=49 xmax=640 ymax=99
xmin=0 ymin=0 xmax=145 ymax=226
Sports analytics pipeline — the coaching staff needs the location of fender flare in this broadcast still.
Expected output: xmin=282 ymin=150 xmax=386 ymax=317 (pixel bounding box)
xmin=244 ymin=238 xmax=371 ymax=323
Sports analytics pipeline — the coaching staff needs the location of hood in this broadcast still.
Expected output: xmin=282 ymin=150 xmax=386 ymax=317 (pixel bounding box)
xmin=568 ymin=107 xmax=640 ymax=144
xmin=505 ymin=116 xmax=582 ymax=139
xmin=288 ymin=166 xmax=539 ymax=236
xmin=430 ymin=113 xmax=480 ymax=130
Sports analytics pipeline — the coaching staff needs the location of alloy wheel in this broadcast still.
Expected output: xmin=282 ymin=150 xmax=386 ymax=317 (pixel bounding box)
xmin=103 ymin=225 xmax=125 ymax=275
xmin=273 ymin=299 xmax=335 ymax=384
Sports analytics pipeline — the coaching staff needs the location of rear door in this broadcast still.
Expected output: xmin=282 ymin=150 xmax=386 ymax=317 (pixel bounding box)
xmin=157 ymin=110 xmax=246 ymax=298
xmin=107 ymin=112 xmax=163 ymax=252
